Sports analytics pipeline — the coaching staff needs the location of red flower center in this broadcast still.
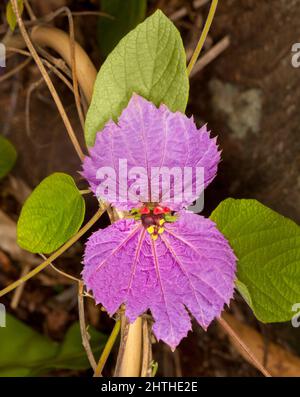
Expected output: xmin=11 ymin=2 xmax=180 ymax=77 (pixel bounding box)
xmin=130 ymin=205 xmax=176 ymax=240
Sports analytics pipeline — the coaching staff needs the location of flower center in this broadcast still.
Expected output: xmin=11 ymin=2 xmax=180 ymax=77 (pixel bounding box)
xmin=130 ymin=205 xmax=177 ymax=240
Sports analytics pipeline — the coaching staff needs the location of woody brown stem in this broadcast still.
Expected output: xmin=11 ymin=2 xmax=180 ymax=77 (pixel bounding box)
xmin=118 ymin=317 xmax=143 ymax=376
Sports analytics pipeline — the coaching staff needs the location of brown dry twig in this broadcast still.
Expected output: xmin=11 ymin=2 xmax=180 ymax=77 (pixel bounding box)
xmin=219 ymin=313 xmax=300 ymax=377
xmin=0 ymin=8 xmax=111 ymax=34
xmin=0 ymin=57 xmax=31 ymax=83
xmin=27 ymin=5 xmax=97 ymax=104
xmin=7 ymin=46 xmax=73 ymax=88
xmin=30 ymin=6 xmax=86 ymax=130
xmin=217 ymin=315 xmax=272 ymax=377
xmin=170 ymin=0 xmax=209 ymax=21
xmin=114 ymin=313 xmax=130 ymax=376
xmin=7 ymin=47 xmax=80 ymax=149
xmin=189 ymin=36 xmax=230 ymax=77
xmin=10 ymin=0 xmax=85 ymax=161
xmin=10 ymin=264 xmax=30 ymax=309
xmin=23 ymin=0 xmax=36 ymax=21
xmin=25 ymin=70 xmax=75 ymax=147
xmin=78 ymin=281 xmax=97 ymax=371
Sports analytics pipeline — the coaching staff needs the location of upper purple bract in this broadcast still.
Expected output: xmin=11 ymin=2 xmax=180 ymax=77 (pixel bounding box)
xmin=82 ymin=94 xmax=220 ymax=210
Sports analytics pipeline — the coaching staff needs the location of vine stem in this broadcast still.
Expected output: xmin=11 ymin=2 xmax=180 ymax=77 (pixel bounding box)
xmin=0 ymin=207 xmax=105 ymax=298
xmin=10 ymin=0 xmax=85 ymax=161
xmin=79 ymin=189 xmax=91 ymax=195
xmin=94 ymin=319 xmax=121 ymax=377
xmin=217 ymin=316 xmax=272 ymax=377
xmin=78 ymin=281 xmax=98 ymax=371
xmin=187 ymin=0 xmax=218 ymax=75
xmin=39 ymin=253 xmax=81 ymax=283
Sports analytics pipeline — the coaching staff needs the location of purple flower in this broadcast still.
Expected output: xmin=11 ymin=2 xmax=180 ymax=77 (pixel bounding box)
xmin=82 ymin=94 xmax=236 ymax=350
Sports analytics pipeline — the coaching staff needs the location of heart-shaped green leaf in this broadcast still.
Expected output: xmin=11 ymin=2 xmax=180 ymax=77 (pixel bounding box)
xmin=17 ymin=173 xmax=85 ymax=254
xmin=0 ymin=136 xmax=17 ymax=179
xmin=211 ymin=198 xmax=300 ymax=323
xmin=85 ymin=9 xmax=189 ymax=146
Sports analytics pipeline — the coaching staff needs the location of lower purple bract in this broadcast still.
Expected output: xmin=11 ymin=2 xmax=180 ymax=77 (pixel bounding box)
xmin=83 ymin=211 xmax=236 ymax=349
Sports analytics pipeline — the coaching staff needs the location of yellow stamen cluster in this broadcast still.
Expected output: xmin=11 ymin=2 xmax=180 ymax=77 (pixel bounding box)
xmin=147 ymin=219 xmax=165 ymax=240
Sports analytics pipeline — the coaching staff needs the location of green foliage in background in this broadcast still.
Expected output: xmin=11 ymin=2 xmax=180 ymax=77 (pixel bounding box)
xmin=0 ymin=314 xmax=106 ymax=376
xmin=0 ymin=136 xmax=17 ymax=179
xmin=211 ymin=198 xmax=300 ymax=323
xmin=98 ymin=0 xmax=147 ymax=57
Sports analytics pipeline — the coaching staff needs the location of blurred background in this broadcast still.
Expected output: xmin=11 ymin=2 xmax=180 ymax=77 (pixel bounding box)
xmin=0 ymin=0 xmax=300 ymax=377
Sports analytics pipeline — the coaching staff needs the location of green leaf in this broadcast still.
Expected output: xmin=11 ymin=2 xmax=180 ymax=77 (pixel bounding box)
xmin=17 ymin=173 xmax=85 ymax=254
xmin=0 ymin=314 xmax=57 ymax=376
xmin=0 ymin=136 xmax=17 ymax=179
xmin=85 ymin=9 xmax=189 ymax=147
xmin=6 ymin=0 xmax=24 ymax=32
xmin=98 ymin=0 xmax=147 ymax=57
xmin=210 ymin=198 xmax=300 ymax=323
xmin=0 ymin=314 xmax=106 ymax=376
xmin=45 ymin=323 xmax=105 ymax=371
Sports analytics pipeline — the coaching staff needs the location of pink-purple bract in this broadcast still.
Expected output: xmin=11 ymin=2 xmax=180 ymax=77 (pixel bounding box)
xmin=82 ymin=94 xmax=220 ymax=211
xmin=82 ymin=94 xmax=236 ymax=349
